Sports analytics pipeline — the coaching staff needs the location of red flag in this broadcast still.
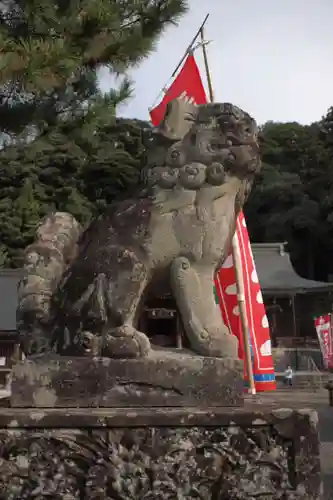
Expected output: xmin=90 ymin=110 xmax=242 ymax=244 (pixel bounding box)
xmin=150 ymin=54 xmax=207 ymax=126
xmin=150 ymin=54 xmax=275 ymax=391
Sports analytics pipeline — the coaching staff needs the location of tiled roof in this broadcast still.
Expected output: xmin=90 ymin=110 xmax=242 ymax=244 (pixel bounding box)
xmin=252 ymin=243 xmax=333 ymax=295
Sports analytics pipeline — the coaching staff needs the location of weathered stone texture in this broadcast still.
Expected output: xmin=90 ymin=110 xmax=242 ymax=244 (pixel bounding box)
xmin=10 ymin=352 xmax=244 ymax=407
xmin=17 ymin=99 xmax=260 ymax=361
xmin=0 ymin=407 xmax=321 ymax=499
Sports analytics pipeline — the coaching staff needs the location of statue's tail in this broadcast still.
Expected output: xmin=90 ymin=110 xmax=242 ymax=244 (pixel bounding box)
xmin=17 ymin=212 xmax=82 ymax=353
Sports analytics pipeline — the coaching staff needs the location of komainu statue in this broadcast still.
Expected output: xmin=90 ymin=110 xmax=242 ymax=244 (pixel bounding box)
xmin=17 ymin=99 xmax=260 ymax=361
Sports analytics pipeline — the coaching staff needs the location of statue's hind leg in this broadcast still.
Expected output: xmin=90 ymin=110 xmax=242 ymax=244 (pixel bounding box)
xmin=69 ymin=251 xmax=151 ymax=359
xmin=170 ymin=256 xmax=238 ymax=358
xmin=102 ymin=253 xmax=151 ymax=358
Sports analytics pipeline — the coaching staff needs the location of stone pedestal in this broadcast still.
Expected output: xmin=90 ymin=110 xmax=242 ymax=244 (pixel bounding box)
xmin=7 ymin=352 xmax=322 ymax=498
xmin=10 ymin=351 xmax=244 ymax=407
xmin=0 ymin=406 xmax=321 ymax=499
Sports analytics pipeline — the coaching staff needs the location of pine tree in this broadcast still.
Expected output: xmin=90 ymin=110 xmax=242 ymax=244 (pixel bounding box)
xmin=80 ymin=118 xmax=151 ymax=212
xmin=0 ymin=0 xmax=188 ymax=137
xmin=0 ymin=0 xmax=188 ymax=266
xmin=0 ymin=177 xmax=46 ymax=266
xmin=1 ymin=0 xmax=187 ymax=90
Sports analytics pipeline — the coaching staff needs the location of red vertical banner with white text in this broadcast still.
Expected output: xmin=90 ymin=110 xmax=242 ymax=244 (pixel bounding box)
xmin=314 ymin=315 xmax=333 ymax=369
xmin=150 ymin=53 xmax=276 ymax=391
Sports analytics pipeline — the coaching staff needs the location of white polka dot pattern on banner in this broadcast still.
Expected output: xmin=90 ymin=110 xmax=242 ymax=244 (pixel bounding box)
xmin=251 ymin=269 xmax=259 ymax=283
xmin=260 ymin=339 xmax=272 ymax=356
xmin=225 ymin=283 xmax=237 ymax=295
xmin=232 ymin=305 xmax=240 ymax=316
xmin=262 ymin=315 xmax=269 ymax=328
xmin=222 ymin=254 xmax=233 ymax=269
xmin=216 ymin=212 xmax=275 ymax=377
xmin=256 ymin=291 xmax=263 ymax=304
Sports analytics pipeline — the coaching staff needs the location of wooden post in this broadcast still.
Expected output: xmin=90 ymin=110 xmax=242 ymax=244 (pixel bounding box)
xmin=231 ymin=233 xmax=256 ymax=394
xmin=200 ymin=27 xmax=256 ymax=395
xmin=200 ymin=27 xmax=214 ymax=103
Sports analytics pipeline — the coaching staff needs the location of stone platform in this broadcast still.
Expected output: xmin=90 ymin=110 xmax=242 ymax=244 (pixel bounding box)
xmin=0 ymin=405 xmax=321 ymax=499
xmin=10 ymin=351 xmax=243 ymax=407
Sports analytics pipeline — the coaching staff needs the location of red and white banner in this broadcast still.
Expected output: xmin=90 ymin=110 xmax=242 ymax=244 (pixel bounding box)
xmin=215 ymin=213 xmax=275 ymax=391
xmin=314 ymin=315 xmax=333 ymax=369
xmin=150 ymin=54 xmax=275 ymax=391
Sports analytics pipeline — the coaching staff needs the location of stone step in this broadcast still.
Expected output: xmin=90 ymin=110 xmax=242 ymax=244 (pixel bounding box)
xmin=275 ymin=371 xmax=330 ymax=390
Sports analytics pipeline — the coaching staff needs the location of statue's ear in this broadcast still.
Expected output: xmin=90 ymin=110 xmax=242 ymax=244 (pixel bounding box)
xmin=158 ymin=97 xmax=197 ymax=141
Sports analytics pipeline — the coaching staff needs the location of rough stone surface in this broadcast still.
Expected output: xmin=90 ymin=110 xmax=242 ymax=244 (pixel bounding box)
xmin=10 ymin=351 xmax=244 ymax=407
xmin=0 ymin=406 xmax=321 ymax=499
xmin=17 ymin=99 xmax=260 ymax=361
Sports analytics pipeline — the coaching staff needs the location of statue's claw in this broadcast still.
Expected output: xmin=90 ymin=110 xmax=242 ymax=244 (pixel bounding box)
xmin=102 ymin=325 xmax=151 ymax=358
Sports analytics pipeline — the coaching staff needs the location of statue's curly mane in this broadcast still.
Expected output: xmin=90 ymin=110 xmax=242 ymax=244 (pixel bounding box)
xmin=144 ymin=100 xmax=260 ymax=194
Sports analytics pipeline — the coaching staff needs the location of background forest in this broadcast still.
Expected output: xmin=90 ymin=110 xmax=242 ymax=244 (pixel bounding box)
xmin=1 ymin=1 xmax=333 ymax=285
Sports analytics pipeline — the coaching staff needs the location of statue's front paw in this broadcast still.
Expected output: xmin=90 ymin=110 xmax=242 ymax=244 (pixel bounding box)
xmin=102 ymin=325 xmax=150 ymax=358
xmin=187 ymin=321 xmax=239 ymax=359
xmin=198 ymin=330 xmax=239 ymax=359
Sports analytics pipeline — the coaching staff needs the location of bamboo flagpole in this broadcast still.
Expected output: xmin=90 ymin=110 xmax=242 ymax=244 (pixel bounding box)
xmin=149 ymin=14 xmax=210 ymax=111
xmin=199 ymin=28 xmax=256 ymax=395
xmin=171 ymin=13 xmax=210 ymax=78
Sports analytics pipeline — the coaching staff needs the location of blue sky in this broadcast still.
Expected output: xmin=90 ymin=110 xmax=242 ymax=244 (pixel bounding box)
xmin=99 ymin=0 xmax=333 ymax=125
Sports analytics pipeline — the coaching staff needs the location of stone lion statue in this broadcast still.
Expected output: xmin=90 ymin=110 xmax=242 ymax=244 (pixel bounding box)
xmin=17 ymin=98 xmax=260 ymax=360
